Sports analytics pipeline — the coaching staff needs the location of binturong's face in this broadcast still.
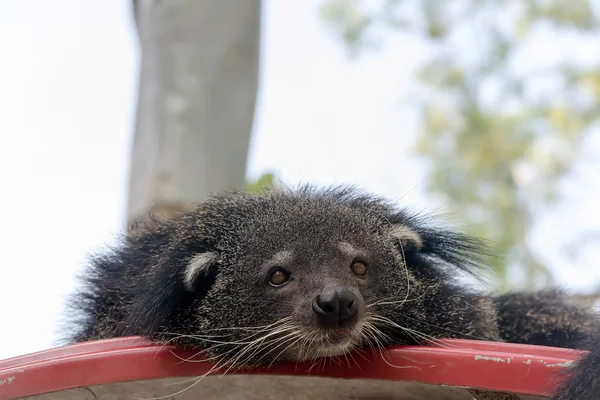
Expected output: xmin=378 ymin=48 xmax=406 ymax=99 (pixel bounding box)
xmin=175 ymin=188 xmax=442 ymax=367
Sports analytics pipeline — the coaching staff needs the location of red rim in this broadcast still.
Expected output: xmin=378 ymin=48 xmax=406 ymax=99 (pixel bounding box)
xmin=0 ymin=337 xmax=585 ymax=399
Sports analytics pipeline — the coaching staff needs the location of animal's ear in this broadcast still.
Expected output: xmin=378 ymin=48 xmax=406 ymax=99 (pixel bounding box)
xmin=388 ymin=224 xmax=424 ymax=253
xmin=124 ymin=246 xmax=220 ymax=336
xmin=386 ymin=211 xmax=494 ymax=276
xmin=119 ymin=214 xmax=221 ymax=336
xmin=183 ymin=252 xmax=219 ymax=292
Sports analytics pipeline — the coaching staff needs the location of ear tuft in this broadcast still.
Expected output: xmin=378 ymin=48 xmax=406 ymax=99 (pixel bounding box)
xmin=385 ymin=209 xmax=497 ymax=278
xmin=183 ymin=252 xmax=218 ymax=291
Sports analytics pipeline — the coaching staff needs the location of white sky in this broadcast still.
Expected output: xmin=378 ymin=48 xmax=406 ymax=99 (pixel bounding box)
xmin=0 ymin=1 xmax=599 ymax=360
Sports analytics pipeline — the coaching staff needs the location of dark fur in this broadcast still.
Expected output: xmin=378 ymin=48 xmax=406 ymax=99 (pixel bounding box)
xmin=552 ymin=328 xmax=600 ymax=400
xmin=493 ymin=291 xmax=597 ymax=348
xmin=61 ymin=185 xmax=599 ymax=398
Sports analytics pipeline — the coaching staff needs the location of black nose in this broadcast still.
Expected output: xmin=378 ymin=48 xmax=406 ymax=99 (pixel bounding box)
xmin=312 ymin=285 xmax=359 ymax=328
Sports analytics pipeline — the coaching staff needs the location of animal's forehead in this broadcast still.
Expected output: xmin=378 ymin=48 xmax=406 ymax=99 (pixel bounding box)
xmin=247 ymin=197 xmax=379 ymax=230
xmin=207 ymin=192 xmax=391 ymax=259
xmin=237 ymin=215 xmax=386 ymax=266
xmin=253 ymin=240 xmax=373 ymax=272
xmin=244 ymin=207 xmax=379 ymax=244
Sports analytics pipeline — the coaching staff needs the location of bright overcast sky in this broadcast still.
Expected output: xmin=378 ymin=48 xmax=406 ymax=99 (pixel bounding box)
xmin=0 ymin=1 xmax=599 ymax=360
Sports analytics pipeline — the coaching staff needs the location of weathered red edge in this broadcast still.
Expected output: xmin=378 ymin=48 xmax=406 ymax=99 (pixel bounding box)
xmin=0 ymin=337 xmax=587 ymax=399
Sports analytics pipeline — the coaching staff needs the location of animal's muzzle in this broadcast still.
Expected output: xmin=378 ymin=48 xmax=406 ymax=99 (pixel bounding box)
xmin=312 ymin=285 xmax=359 ymax=329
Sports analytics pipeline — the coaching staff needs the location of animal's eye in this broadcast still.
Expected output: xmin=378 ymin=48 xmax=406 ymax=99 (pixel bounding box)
xmin=350 ymin=260 xmax=367 ymax=276
xmin=269 ymin=268 xmax=291 ymax=287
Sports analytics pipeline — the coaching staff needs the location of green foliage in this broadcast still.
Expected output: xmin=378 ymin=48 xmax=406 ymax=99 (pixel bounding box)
xmin=245 ymin=172 xmax=281 ymax=193
xmin=320 ymin=0 xmax=600 ymax=289
xmin=320 ymin=0 xmax=374 ymax=56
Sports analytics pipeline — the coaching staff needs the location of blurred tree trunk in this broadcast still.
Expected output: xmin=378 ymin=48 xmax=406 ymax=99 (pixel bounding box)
xmin=128 ymin=0 xmax=261 ymax=221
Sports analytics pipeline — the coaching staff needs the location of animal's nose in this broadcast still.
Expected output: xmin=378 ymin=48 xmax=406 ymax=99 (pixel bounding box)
xmin=312 ymin=285 xmax=359 ymax=328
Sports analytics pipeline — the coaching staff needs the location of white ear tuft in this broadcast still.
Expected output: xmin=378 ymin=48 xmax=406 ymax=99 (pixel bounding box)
xmin=183 ymin=252 xmax=218 ymax=291
xmin=390 ymin=225 xmax=423 ymax=252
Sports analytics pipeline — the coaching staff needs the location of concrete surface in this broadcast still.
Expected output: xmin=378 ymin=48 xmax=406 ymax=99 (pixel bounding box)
xmin=23 ymin=375 xmax=546 ymax=400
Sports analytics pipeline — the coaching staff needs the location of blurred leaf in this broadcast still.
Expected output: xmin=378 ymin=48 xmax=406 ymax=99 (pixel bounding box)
xmin=246 ymin=172 xmax=281 ymax=193
xmin=320 ymin=0 xmax=374 ymax=55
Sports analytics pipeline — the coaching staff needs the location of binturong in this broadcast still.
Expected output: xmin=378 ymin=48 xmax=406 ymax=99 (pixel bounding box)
xmin=61 ymin=185 xmax=600 ymax=399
